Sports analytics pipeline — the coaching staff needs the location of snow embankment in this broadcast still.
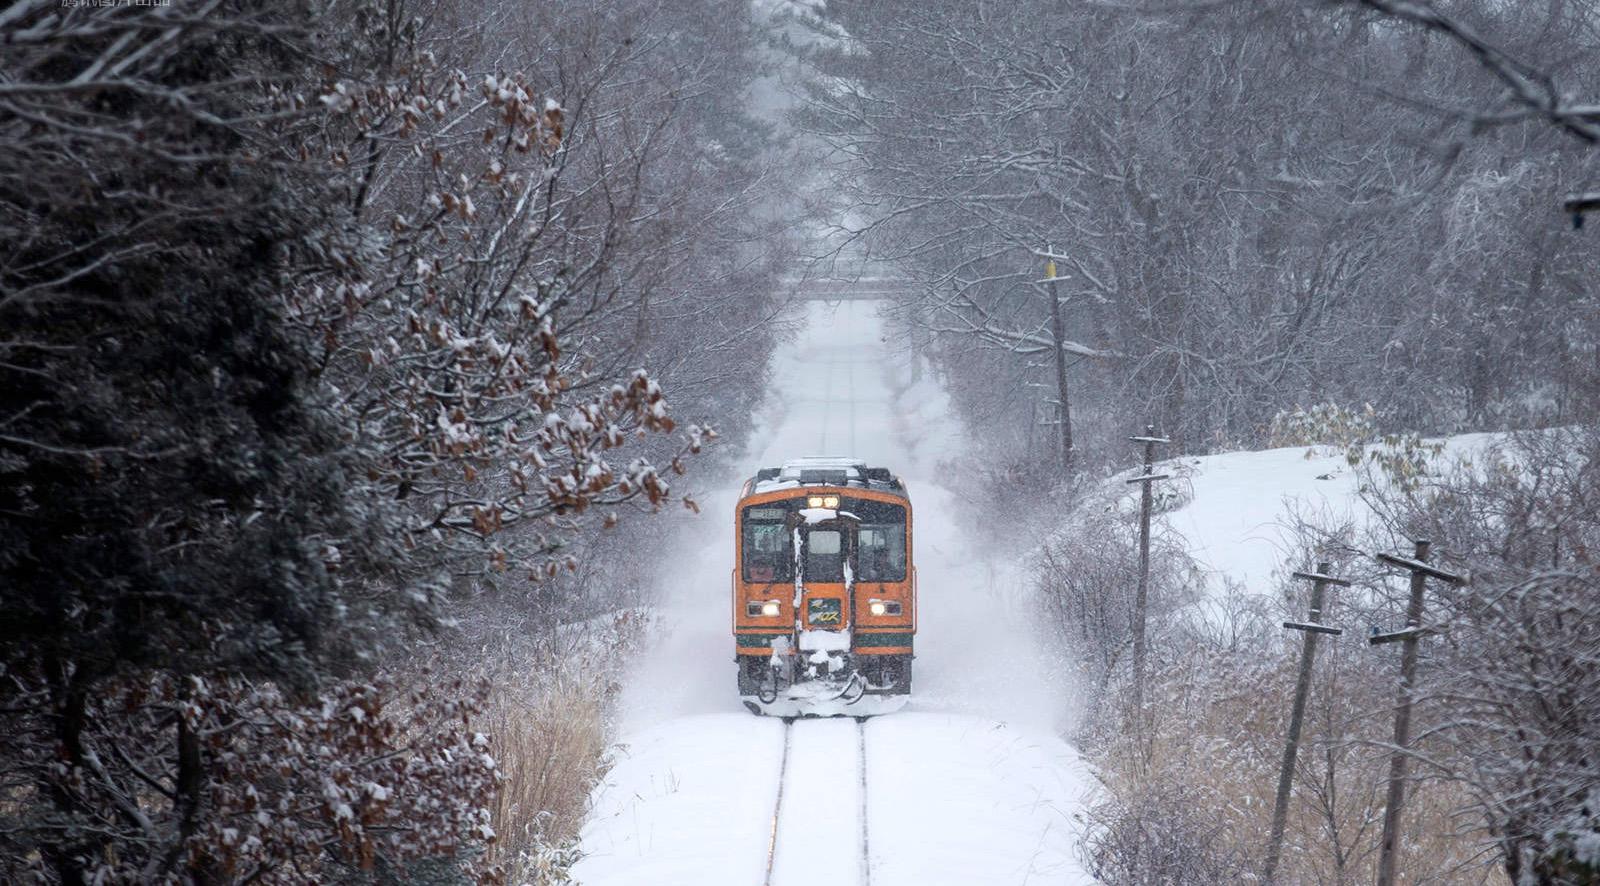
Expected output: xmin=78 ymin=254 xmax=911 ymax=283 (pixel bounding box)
xmin=1137 ymin=433 xmax=1501 ymax=597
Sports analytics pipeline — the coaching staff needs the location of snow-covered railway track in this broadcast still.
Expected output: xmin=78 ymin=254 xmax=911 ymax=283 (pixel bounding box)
xmin=764 ymin=717 xmax=874 ymax=886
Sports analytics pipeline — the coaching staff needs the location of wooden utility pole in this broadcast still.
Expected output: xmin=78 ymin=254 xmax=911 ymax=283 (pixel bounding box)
xmin=1263 ymin=562 xmax=1349 ymax=884
xmin=1126 ymin=427 xmax=1169 ymax=723
xmin=1370 ymin=540 xmax=1466 ymax=886
xmin=1047 ymin=284 xmax=1074 ymax=471
xmin=1037 ymin=247 xmax=1074 ymax=472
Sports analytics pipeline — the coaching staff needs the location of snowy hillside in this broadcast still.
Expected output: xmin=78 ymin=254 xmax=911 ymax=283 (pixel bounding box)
xmin=1131 ymin=434 xmax=1502 ymax=598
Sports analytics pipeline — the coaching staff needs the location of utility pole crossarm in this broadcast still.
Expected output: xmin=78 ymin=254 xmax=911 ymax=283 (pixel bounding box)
xmin=1290 ymin=570 xmax=1353 ymax=586
xmin=1284 ymin=620 xmax=1343 ymax=636
xmin=1368 ymin=625 xmax=1441 ymax=645
xmin=1124 ymin=473 xmax=1171 ymax=484
xmin=1374 ymin=553 xmax=1468 ymax=585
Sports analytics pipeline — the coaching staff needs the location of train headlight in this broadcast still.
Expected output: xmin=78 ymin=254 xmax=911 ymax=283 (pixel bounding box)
xmin=869 ymin=601 xmax=887 ymax=616
xmin=761 ymin=601 xmax=781 ymax=617
xmin=822 ymin=495 xmax=839 ymax=508
xmin=804 ymin=495 xmax=841 ymax=509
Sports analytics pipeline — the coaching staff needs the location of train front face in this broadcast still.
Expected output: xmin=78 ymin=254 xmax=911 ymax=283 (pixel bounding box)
xmin=732 ymin=484 xmax=914 ymax=717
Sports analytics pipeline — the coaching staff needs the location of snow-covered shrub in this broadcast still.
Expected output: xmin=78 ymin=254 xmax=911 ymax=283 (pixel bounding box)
xmin=1350 ymin=432 xmax=1450 ymax=496
xmin=1083 ymin=776 xmax=1254 ymax=885
xmin=1077 ymin=587 xmax=1279 ymax=883
xmin=1461 ymin=572 xmax=1600 ymax=886
xmin=0 ymin=0 xmax=775 ymax=881
xmin=1341 ymin=426 xmax=1600 ymax=884
xmin=504 ymin=833 xmax=585 ymax=886
xmin=1536 ymin=789 xmax=1600 ymax=886
xmin=0 ymin=3 xmax=481 ymax=880
xmin=1268 ymin=402 xmax=1379 ymax=453
xmin=0 ymin=671 xmax=500 ymax=884
xmin=1031 ymin=483 xmax=1203 ymax=739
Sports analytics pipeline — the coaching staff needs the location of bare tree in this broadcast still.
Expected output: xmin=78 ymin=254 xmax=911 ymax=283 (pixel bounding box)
xmin=793 ymin=0 xmax=1600 ymax=478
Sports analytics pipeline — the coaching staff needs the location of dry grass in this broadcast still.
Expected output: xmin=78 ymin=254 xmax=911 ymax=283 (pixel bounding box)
xmin=398 ymin=605 xmax=648 ymax=884
xmin=478 ymin=670 xmax=610 ymax=882
xmin=1040 ymin=498 xmax=1509 ymax=885
xmin=1085 ymin=639 xmax=1507 ymax=886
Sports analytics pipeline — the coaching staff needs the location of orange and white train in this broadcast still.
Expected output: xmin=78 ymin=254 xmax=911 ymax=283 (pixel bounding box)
xmin=732 ymin=458 xmax=915 ymax=717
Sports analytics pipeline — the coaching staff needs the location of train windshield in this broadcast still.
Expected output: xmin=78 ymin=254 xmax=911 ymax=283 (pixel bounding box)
xmin=742 ymin=506 xmax=792 ymax=582
xmin=804 ymin=529 xmax=844 ymax=582
xmin=742 ymin=498 xmax=908 ymax=583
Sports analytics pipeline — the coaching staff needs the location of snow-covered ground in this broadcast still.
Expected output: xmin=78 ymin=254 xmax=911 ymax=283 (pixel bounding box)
xmin=1153 ymin=433 xmax=1499 ymax=597
xmin=572 ymin=300 xmax=1096 ymax=886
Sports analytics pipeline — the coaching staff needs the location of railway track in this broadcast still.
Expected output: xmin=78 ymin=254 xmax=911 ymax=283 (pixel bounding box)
xmin=763 ymin=717 xmax=873 ymax=886
xmin=764 ymin=302 xmax=878 ymax=884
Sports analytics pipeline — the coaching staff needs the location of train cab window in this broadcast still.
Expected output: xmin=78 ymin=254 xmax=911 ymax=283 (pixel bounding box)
xmin=804 ymin=529 xmax=844 ymax=582
xmin=742 ymin=508 xmax=792 ymax=582
xmin=858 ymin=525 xmax=906 ymax=582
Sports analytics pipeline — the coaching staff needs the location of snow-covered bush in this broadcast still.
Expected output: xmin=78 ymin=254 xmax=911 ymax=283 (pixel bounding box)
xmin=1359 ymin=427 xmax=1600 ymax=885
xmin=1031 ymin=483 xmax=1202 ymax=738
xmin=1268 ymin=402 xmax=1378 ymax=453
xmin=1083 ymin=777 xmax=1254 ymax=885
xmin=1459 ymin=571 xmax=1600 ymax=886
xmin=0 ymin=671 xmax=501 ymax=883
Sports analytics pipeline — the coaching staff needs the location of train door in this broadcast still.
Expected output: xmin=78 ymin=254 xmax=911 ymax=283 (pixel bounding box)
xmin=793 ymin=510 xmax=858 ymax=658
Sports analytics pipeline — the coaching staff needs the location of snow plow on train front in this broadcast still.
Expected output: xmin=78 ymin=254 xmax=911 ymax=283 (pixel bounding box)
xmin=732 ymin=457 xmax=915 ymax=717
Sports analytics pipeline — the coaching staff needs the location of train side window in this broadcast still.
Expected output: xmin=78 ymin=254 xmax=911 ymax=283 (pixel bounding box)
xmin=742 ymin=516 xmax=792 ymax=583
xmin=845 ymin=499 xmax=907 ymax=582
xmin=804 ymin=529 xmax=844 ymax=582
xmin=858 ymin=524 xmax=906 ymax=581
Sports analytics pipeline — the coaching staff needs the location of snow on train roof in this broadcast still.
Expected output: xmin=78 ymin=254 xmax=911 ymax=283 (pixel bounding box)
xmin=749 ymin=457 xmax=906 ymax=495
xmin=778 ymin=456 xmax=866 ymax=475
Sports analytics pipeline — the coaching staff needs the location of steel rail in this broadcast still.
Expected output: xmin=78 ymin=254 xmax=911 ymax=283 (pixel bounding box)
xmin=857 ymin=716 xmax=873 ymax=886
xmin=762 ymin=718 xmax=795 ymax=886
